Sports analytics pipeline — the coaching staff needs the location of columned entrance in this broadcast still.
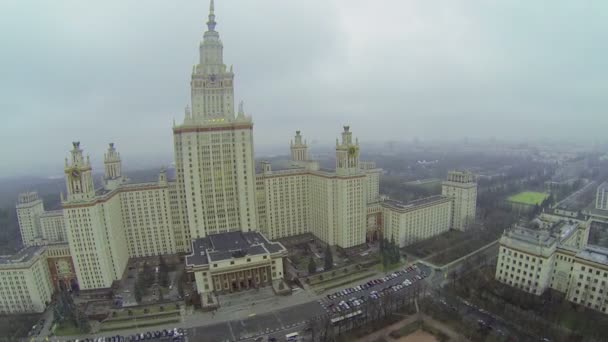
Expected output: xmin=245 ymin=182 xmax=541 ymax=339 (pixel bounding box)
xmin=212 ymin=265 xmax=272 ymax=293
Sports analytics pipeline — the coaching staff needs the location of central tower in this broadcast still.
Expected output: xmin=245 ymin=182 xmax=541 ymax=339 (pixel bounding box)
xmin=173 ymin=0 xmax=258 ymax=246
xmin=189 ymin=0 xmax=235 ymax=123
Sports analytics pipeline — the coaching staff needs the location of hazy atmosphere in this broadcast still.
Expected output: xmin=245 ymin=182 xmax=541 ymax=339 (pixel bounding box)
xmin=1 ymin=0 xmax=607 ymax=177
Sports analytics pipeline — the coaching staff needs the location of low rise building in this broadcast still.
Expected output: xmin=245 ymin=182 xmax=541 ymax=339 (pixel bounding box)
xmin=0 ymin=246 xmax=54 ymax=314
xmin=185 ymin=231 xmax=287 ymax=306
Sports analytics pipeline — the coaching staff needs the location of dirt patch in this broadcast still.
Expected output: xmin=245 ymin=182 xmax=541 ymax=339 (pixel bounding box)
xmin=397 ymin=329 xmax=438 ymax=342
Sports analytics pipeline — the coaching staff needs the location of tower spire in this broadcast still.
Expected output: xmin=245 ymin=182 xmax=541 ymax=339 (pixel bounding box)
xmin=207 ymin=0 xmax=217 ymax=31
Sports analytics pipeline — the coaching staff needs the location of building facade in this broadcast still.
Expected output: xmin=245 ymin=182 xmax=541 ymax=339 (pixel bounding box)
xmin=255 ymin=128 xmax=373 ymax=248
xmin=185 ymin=231 xmax=287 ymax=306
xmin=495 ymin=217 xmax=608 ymax=314
xmin=172 ymin=0 xmax=257 ymax=243
xmin=16 ymin=192 xmax=45 ymax=247
xmin=12 ymin=0 xmax=478 ymax=299
xmin=0 ymin=246 xmax=54 ymax=314
xmin=442 ymin=171 xmax=477 ymax=231
xmin=597 ymin=182 xmax=608 ymax=211
xmin=46 ymin=243 xmax=78 ymax=292
xmin=382 ymin=196 xmax=453 ymax=247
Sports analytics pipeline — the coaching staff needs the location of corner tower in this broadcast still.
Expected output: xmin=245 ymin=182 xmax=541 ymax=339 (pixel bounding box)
xmin=104 ymin=143 xmax=127 ymax=190
xmin=173 ymin=0 xmax=258 ymax=244
xmin=16 ymin=192 xmax=45 ymax=247
xmin=442 ymin=171 xmax=477 ymax=231
xmin=290 ymin=131 xmax=309 ymax=162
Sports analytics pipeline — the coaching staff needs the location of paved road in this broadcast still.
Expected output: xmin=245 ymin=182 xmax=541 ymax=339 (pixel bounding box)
xmin=187 ymin=301 xmax=323 ymax=342
xmin=43 ymin=264 xmax=431 ymax=342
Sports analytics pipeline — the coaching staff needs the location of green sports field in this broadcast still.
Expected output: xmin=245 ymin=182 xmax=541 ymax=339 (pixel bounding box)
xmin=507 ymin=191 xmax=549 ymax=205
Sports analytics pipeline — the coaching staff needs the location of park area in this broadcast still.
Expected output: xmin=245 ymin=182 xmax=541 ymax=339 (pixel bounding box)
xmin=507 ymin=191 xmax=549 ymax=205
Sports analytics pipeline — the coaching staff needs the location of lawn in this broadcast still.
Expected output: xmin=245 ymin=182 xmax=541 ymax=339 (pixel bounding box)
xmin=54 ymin=322 xmax=82 ymax=336
xmin=507 ymin=191 xmax=549 ymax=205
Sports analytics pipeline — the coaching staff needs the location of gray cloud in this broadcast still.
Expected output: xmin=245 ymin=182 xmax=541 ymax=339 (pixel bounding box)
xmin=1 ymin=0 xmax=607 ymax=177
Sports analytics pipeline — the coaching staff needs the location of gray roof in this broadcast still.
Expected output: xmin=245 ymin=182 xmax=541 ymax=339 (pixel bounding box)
xmin=577 ymin=245 xmax=608 ymax=266
xmin=505 ymin=226 xmax=557 ymax=248
xmin=0 ymin=245 xmax=46 ymax=266
xmin=382 ymin=195 xmax=450 ymax=210
xmin=186 ymin=231 xmax=285 ymax=267
xmin=40 ymin=210 xmax=63 ymax=218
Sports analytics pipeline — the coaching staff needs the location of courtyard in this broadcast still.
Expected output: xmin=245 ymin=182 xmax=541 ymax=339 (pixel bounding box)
xmin=278 ymin=233 xmax=381 ymax=292
xmin=116 ymin=255 xmax=185 ymax=307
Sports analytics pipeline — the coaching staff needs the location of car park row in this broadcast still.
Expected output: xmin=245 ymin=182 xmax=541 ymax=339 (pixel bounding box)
xmin=62 ymin=327 xmax=186 ymax=342
xmin=319 ymin=264 xmax=428 ymax=314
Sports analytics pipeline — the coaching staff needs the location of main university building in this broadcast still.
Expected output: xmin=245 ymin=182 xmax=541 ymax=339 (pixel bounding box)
xmin=2 ymin=1 xmax=477 ymax=314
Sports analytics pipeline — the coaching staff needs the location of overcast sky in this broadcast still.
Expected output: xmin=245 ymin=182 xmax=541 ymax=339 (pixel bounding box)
xmin=1 ymin=0 xmax=607 ymax=177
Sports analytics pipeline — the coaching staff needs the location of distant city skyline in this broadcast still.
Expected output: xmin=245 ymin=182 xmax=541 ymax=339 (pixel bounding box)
xmin=1 ymin=0 xmax=607 ymax=177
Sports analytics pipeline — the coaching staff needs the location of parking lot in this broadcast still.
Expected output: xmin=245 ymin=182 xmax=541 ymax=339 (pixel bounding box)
xmin=318 ymin=264 xmax=431 ymax=316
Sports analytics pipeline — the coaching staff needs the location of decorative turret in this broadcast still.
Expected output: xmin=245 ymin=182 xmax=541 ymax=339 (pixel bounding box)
xmin=237 ymin=101 xmax=245 ymax=120
xmin=103 ymin=143 xmax=128 ymax=191
xmin=199 ymin=0 xmax=224 ymax=73
xmin=290 ymin=131 xmax=309 ymax=162
xmin=64 ymin=142 xmax=95 ymax=201
xmin=335 ymin=126 xmax=360 ymax=175
xmin=104 ymin=143 xmax=122 ymax=180
xmin=158 ymin=167 xmax=168 ymax=185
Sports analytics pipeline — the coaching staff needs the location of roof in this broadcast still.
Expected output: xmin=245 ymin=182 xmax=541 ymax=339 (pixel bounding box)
xmin=382 ymin=195 xmax=450 ymax=211
xmin=503 ymin=225 xmax=557 ymax=249
xmin=40 ymin=210 xmax=63 ymax=218
xmin=186 ymin=231 xmax=285 ymax=267
xmin=0 ymin=245 xmax=46 ymax=266
xmin=577 ymin=245 xmax=608 ymax=266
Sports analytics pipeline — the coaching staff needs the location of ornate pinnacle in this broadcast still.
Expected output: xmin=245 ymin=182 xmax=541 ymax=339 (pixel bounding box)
xmin=207 ymin=0 xmax=217 ymax=31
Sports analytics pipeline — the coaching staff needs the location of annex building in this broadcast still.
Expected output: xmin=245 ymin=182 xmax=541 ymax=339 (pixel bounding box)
xmin=495 ymin=186 xmax=608 ymax=315
xmin=185 ymin=231 xmax=287 ymax=306
xmin=8 ymin=0 xmax=477 ymax=312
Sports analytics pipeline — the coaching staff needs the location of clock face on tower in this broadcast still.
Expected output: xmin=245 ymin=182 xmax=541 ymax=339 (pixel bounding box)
xmin=209 ymin=74 xmax=217 ymax=82
xmin=348 ymin=146 xmax=358 ymax=157
xmin=71 ymin=169 xmax=80 ymax=178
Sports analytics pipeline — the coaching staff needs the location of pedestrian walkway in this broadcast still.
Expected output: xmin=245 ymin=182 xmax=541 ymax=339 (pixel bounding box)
xmin=356 ymin=313 xmax=469 ymax=342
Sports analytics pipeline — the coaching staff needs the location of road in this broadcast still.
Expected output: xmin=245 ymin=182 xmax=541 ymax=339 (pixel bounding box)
xmin=41 ymin=261 xmax=467 ymax=342
xmin=187 ymin=265 xmax=430 ymax=342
